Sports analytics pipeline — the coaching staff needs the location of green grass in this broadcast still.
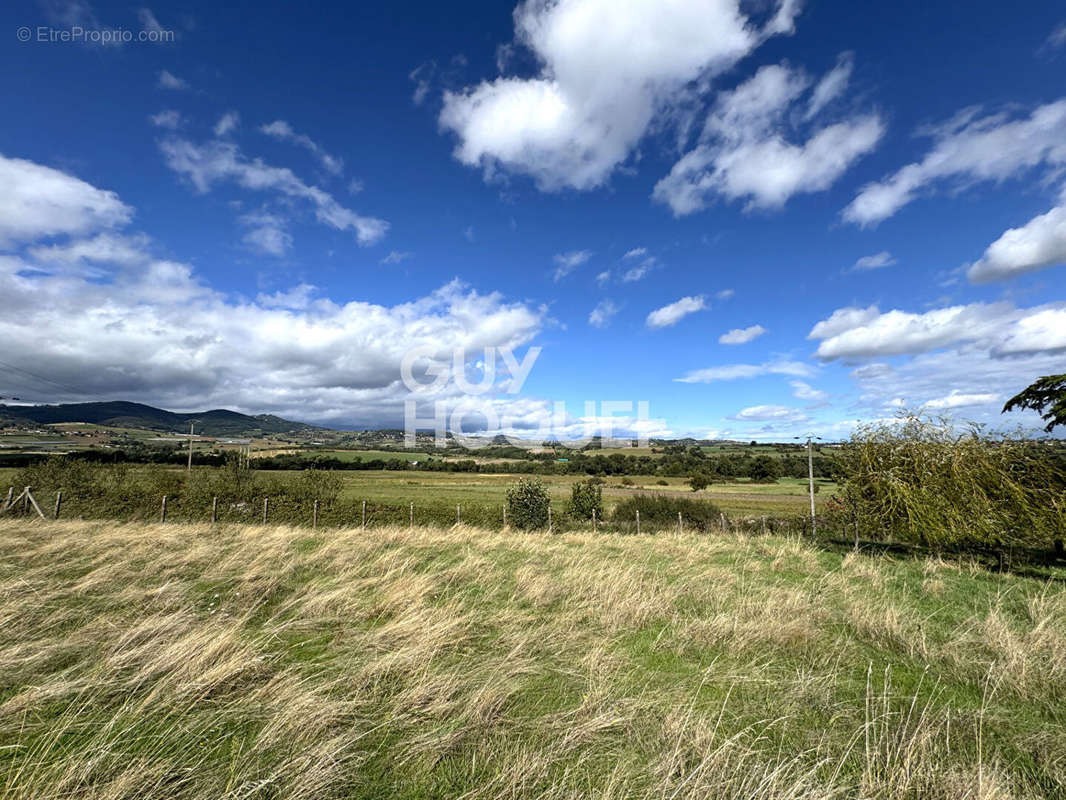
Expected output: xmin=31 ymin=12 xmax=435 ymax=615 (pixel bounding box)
xmin=1 ymin=519 xmax=1063 ymax=799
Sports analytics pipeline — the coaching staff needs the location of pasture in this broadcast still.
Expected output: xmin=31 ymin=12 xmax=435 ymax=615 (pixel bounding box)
xmin=1 ymin=519 xmax=1063 ymax=799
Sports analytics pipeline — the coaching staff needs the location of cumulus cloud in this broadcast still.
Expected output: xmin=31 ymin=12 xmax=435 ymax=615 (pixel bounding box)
xmin=588 ymin=299 xmax=619 ymax=328
xmin=654 ymin=60 xmax=883 ymax=214
xmin=729 ymin=404 xmax=807 ymax=422
xmin=718 ymin=324 xmax=766 ymax=344
xmin=646 ymin=295 xmax=706 ymax=328
xmin=675 ymin=360 xmax=813 ymax=383
xmin=238 ymin=211 xmax=291 ymax=256
xmin=923 ymin=390 xmax=999 ymax=410
xmin=0 ymin=154 xmax=132 ymax=246
xmin=158 ymin=136 xmax=387 ymax=245
xmin=850 ymin=251 xmax=896 ymax=271
xmin=260 ymin=120 xmax=344 ymax=175
xmin=157 ymin=70 xmax=188 ymax=90
xmin=843 ymin=100 xmax=1066 ymax=226
xmin=790 ymin=380 xmax=827 ymax=402
xmin=966 ymin=203 xmax=1066 ymax=282
xmin=439 ymin=0 xmax=800 ymax=191
xmin=808 ymin=302 xmax=1066 ymax=361
xmin=552 ymin=249 xmax=592 ymax=281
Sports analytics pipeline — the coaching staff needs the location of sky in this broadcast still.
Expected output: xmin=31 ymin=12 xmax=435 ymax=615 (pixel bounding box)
xmin=1 ymin=0 xmax=1065 ymax=442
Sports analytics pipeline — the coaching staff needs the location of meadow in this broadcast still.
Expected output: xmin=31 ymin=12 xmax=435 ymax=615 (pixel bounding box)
xmin=1 ymin=518 xmax=1064 ymax=799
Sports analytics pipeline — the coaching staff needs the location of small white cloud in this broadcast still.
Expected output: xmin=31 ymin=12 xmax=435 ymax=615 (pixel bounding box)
xmin=851 ymin=251 xmax=896 ymax=271
xmin=596 ymin=270 xmax=611 ymax=286
xmin=138 ymin=8 xmax=165 ymax=35
xmin=157 ymin=70 xmax=188 ymax=90
xmin=966 ymin=203 xmax=1066 ymax=282
xmin=150 ymin=109 xmax=182 ymax=129
xmin=260 ymin=120 xmax=344 ymax=175
xmin=239 ymin=211 xmax=291 ymax=256
xmin=588 ymin=299 xmax=619 ymax=328
xmin=675 ymin=360 xmax=813 ymax=383
xmin=923 ymin=390 xmax=999 ymax=410
xmin=646 ymin=295 xmax=706 ymax=329
xmin=381 ymin=250 xmax=413 ymax=265
xmin=552 ymin=249 xmax=592 ymax=281
xmin=214 ymin=111 xmax=240 ymax=137
xmin=790 ymin=380 xmax=828 ymax=402
xmin=1045 ymin=22 xmax=1066 ymax=50
xmin=348 ymin=178 xmax=364 ymax=195
xmin=729 ymin=404 xmax=807 ymax=422
xmin=716 ymin=288 xmax=735 ymax=300
xmin=621 ymin=256 xmax=657 ymax=282
xmin=718 ymin=324 xmax=766 ymax=344
xmin=623 ymin=247 xmax=647 ymax=260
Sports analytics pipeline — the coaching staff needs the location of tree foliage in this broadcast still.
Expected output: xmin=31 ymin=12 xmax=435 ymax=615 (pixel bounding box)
xmin=1002 ymin=374 xmax=1066 ymax=432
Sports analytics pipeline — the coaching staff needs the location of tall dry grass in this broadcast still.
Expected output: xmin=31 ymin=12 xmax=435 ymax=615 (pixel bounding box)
xmin=0 ymin=519 xmax=1063 ymax=799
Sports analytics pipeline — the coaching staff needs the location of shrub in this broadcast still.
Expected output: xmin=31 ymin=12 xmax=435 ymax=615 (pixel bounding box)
xmin=656 ymin=479 xmax=669 ymax=486
xmin=688 ymin=473 xmax=710 ymax=492
xmin=749 ymin=455 xmax=780 ymax=483
xmin=506 ymin=477 xmax=551 ymax=530
xmin=611 ymin=494 xmax=722 ymax=532
xmin=620 ymin=477 xmax=634 ymax=487
xmin=566 ymin=478 xmax=603 ymax=521
xmin=836 ymin=415 xmax=1066 ymax=551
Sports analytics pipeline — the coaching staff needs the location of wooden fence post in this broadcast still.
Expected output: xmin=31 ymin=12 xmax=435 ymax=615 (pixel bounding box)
xmin=160 ymin=495 xmax=167 ymax=523
xmin=761 ymin=515 xmax=767 ymax=535
xmin=2 ymin=487 xmax=11 ymax=512
xmin=211 ymin=496 xmax=217 ymax=524
xmin=362 ymin=500 xmax=366 ymax=530
xmin=262 ymin=497 xmax=269 ymax=524
xmin=456 ymin=504 xmax=461 ymax=526
xmin=409 ymin=501 xmax=414 ymax=528
xmin=636 ymin=509 xmax=640 ymax=535
xmin=54 ymin=490 xmax=63 ymax=520
xmin=678 ymin=511 xmax=682 ymax=534
xmin=591 ymin=508 xmax=596 ymax=530
xmin=502 ymin=505 xmax=507 ymax=529
xmin=547 ymin=505 xmax=552 ymax=533
xmin=720 ymin=512 xmax=727 ymax=532
xmin=313 ymin=500 xmax=319 ymax=529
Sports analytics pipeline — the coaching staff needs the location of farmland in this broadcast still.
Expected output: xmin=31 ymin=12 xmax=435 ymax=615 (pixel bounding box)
xmin=2 ymin=518 xmax=1064 ymax=799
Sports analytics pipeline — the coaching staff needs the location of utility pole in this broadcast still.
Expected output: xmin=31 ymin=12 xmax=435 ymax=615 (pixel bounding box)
xmin=187 ymin=422 xmax=194 ymax=476
xmin=795 ymin=434 xmax=821 ymax=537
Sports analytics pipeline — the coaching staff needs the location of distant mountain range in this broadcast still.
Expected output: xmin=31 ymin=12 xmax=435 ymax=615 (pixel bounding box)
xmin=0 ymin=401 xmax=323 ymax=437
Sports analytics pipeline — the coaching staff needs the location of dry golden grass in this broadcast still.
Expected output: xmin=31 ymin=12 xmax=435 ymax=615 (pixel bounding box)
xmin=0 ymin=519 xmax=1063 ymax=799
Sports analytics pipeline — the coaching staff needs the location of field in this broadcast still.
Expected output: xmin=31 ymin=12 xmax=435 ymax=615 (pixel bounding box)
xmin=2 ymin=519 xmax=1064 ymax=799
xmin=0 ymin=465 xmax=833 ymax=519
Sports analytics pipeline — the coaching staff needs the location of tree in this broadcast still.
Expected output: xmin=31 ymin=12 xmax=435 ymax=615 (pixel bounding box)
xmin=749 ymin=455 xmax=780 ymax=483
xmin=688 ymin=473 xmax=710 ymax=492
xmin=1002 ymin=374 xmax=1066 ymax=432
xmin=566 ymin=478 xmax=603 ymax=521
xmin=506 ymin=477 xmax=551 ymax=530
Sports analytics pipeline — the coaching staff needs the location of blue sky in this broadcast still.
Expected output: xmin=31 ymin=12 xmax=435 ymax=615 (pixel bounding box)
xmin=2 ymin=0 xmax=1065 ymax=441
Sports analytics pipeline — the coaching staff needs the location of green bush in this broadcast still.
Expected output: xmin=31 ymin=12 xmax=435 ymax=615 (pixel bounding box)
xmin=688 ymin=474 xmax=710 ymax=492
xmin=835 ymin=415 xmax=1066 ymax=551
xmin=566 ymin=478 xmax=603 ymax=521
xmin=506 ymin=477 xmax=551 ymax=530
xmin=611 ymin=494 xmax=722 ymax=532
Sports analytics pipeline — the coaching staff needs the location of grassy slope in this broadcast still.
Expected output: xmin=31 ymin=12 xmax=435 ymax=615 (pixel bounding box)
xmin=1 ymin=520 xmax=1064 ymax=799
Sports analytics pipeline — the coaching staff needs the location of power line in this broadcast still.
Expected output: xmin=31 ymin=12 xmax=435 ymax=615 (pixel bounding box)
xmin=0 ymin=358 xmax=91 ymax=399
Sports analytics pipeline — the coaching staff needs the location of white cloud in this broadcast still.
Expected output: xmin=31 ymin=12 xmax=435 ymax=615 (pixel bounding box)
xmin=255 ymin=283 xmax=317 ymax=310
xmin=623 ymin=247 xmax=647 ymax=259
xmin=158 ymin=136 xmax=387 ymax=245
xmin=0 ymin=154 xmax=132 ymax=246
xmin=805 ymin=51 xmax=852 ymax=120
xmin=214 ymin=111 xmax=240 ymax=137
xmin=552 ymin=249 xmax=592 ymax=281
xmin=150 ymin=109 xmax=182 ymax=129
xmin=843 ymin=100 xmax=1066 ymax=226
xmin=966 ymin=203 xmax=1066 ymax=282
xmin=923 ymin=390 xmax=999 ymax=410
xmin=809 ymin=302 xmax=1066 ymax=360
xmin=654 ymin=61 xmax=883 ymax=214
xmin=1045 ymin=23 xmax=1066 ymax=51
xmin=439 ymin=0 xmax=800 ymax=191
xmin=790 ymin=380 xmax=827 ymax=402
xmin=157 ymin=70 xmax=188 ymax=90
xmin=381 ymin=250 xmax=413 ymax=265
xmin=239 ymin=211 xmax=291 ymax=256
xmin=621 ymin=256 xmax=656 ymax=282
xmin=347 ymin=178 xmax=364 ymax=195
xmin=851 ymin=251 xmax=896 ymax=271
xmin=595 ymin=270 xmax=611 ymax=285
xmin=718 ymin=324 xmax=766 ymax=344
xmin=646 ymin=295 xmax=706 ymax=328
xmin=588 ymin=299 xmax=619 ymax=328
xmin=675 ymin=359 xmax=813 ymax=383
xmin=137 ymin=8 xmax=165 ymax=35
xmin=729 ymin=404 xmax=806 ymax=422
xmin=716 ymin=288 xmax=735 ymax=300
xmin=28 ymin=232 xmax=150 ymax=269
xmin=260 ymin=120 xmax=344 ymax=175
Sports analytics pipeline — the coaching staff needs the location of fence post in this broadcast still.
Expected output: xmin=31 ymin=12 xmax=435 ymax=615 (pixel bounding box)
xmin=262 ymin=497 xmax=269 ymax=524
xmin=456 ymin=504 xmax=461 ymax=526
xmin=313 ymin=500 xmax=319 ymax=529
xmin=636 ymin=509 xmax=640 ymax=535
xmin=54 ymin=490 xmax=63 ymax=520
xmin=23 ymin=487 xmax=30 ymax=514
xmin=502 ymin=505 xmax=507 ymax=529
xmin=410 ymin=501 xmax=414 ymax=528
xmin=720 ymin=512 xmax=727 ymax=532
xmin=547 ymin=505 xmax=552 ymax=533
xmin=591 ymin=508 xmax=596 ymax=530
xmin=362 ymin=500 xmax=367 ymax=529
xmin=678 ymin=511 xmax=682 ymax=534
xmin=160 ymin=495 xmax=167 ymax=523
xmin=761 ymin=515 xmax=767 ymax=535
xmin=211 ymin=496 xmax=217 ymax=524
xmin=2 ymin=487 xmax=11 ymax=512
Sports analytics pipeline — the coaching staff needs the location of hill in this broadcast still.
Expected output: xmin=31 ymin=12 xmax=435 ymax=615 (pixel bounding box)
xmin=0 ymin=401 xmax=322 ymax=437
